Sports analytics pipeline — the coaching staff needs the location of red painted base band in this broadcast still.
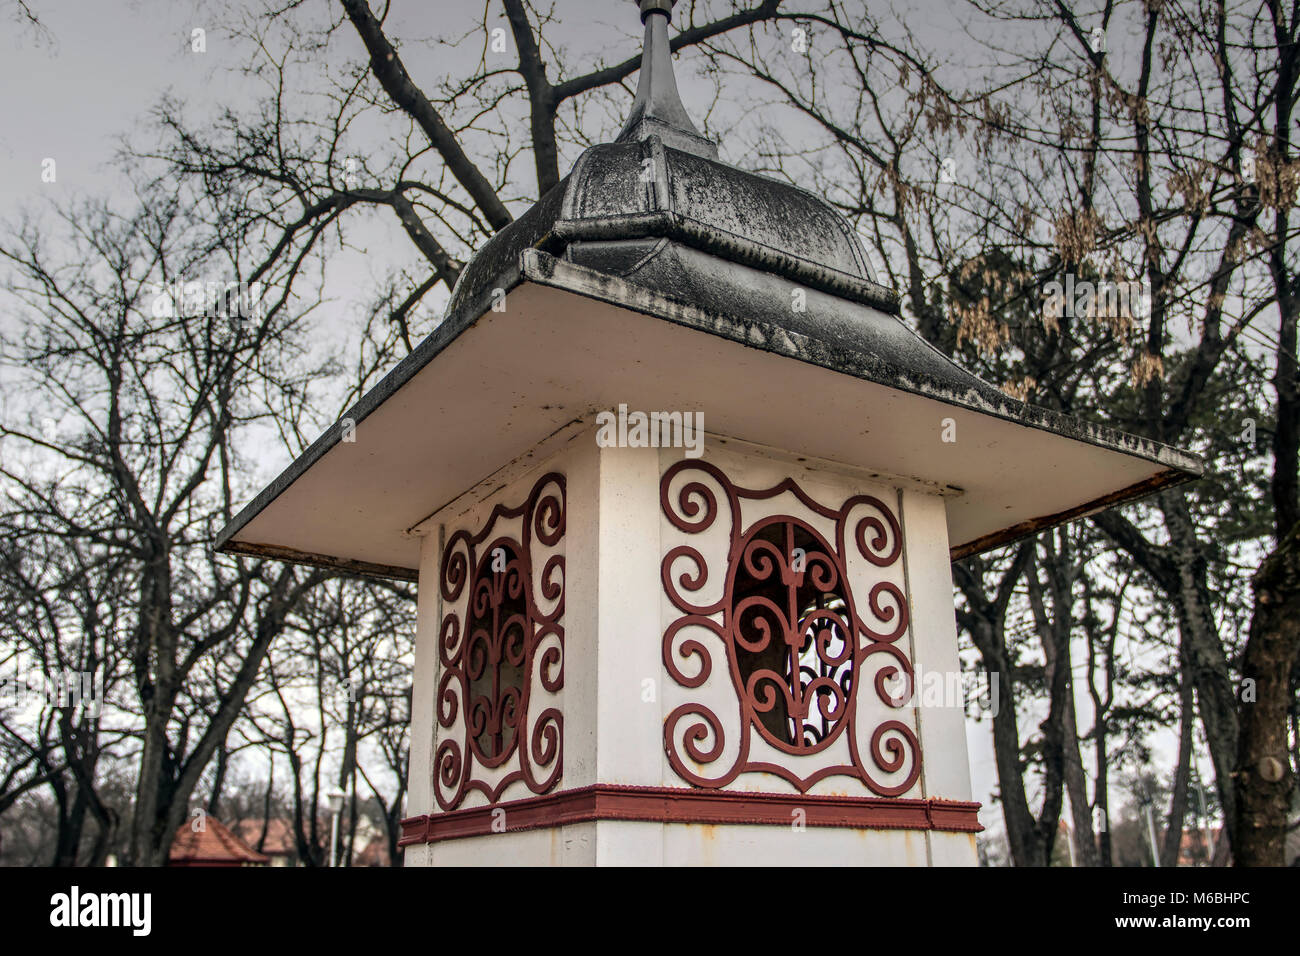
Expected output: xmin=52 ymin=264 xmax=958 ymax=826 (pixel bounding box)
xmin=398 ymin=784 xmax=982 ymax=846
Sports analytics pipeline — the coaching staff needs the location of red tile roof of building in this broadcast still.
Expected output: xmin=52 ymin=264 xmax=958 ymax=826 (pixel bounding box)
xmin=354 ymin=835 xmax=392 ymax=867
xmin=233 ymin=818 xmax=297 ymax=857
xmin=168 ymin=815 xmax=270 ymax=865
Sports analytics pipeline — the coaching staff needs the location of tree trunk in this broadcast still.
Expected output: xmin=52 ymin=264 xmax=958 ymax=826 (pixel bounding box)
xmin=1025 ymin=540 xmax=1078 ymax=865
xmin=1062 ymin=689 xmax=1099 ymax=866
xmin=1160 ymin=492 xmax=1242 ymax=849
xmin=1234 ymin=520 xmax=1300 ymax=866
xmin=969 ymin=614 xmax=1046 ymax=865
xmin=1160 ymin=661 xmax=1195 ymax=867
xmin=1094 ymin=721 xmax=1113 ymax=865
xmin=208 ymin=743 xmax=228 ymax=817
xmin=51 ymin=776 xmax=87 ymax=867
xmin=1083 ymin=577 xmax=1116 ymax=866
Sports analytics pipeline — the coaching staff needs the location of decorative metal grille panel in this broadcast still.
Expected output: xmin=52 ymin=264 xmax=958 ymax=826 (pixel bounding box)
xmin=660 ymin=459 xmax=920 ymax=796
xmin=435 ymin=473 xmax=565 ymax=810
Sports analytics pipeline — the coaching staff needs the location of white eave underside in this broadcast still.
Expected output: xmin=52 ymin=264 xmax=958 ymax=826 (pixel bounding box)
xmin=218 ymin=261 xmax=1199 ymax=579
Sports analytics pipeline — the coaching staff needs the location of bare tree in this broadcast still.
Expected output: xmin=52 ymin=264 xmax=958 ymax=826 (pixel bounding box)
xmin=0 ymin=176 xmax=333 ymax=864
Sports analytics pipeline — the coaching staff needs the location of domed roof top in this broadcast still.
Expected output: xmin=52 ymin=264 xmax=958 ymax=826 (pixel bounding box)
xmin=446 ymin=0 xmax=896 ymax=321
xmin=446 ymin=139 xmax=897 ymax=319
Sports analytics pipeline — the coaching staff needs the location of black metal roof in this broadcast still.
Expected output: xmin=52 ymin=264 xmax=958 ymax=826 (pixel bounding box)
xmin=446 ymin=138 xmax=900 ymax=326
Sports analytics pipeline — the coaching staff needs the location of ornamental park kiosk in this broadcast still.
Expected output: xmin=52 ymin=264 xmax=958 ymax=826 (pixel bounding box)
xmin=216 ymin=0 xmax=1201 ymax=866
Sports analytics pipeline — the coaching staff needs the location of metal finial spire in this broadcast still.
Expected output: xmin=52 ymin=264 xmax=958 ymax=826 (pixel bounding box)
xmin=616 ymin=0 xmax=719 ymax=158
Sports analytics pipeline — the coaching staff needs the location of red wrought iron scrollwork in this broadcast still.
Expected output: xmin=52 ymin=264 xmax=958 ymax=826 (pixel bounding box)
xmin=660 ymin=459 xmax=920 ymax=796
xmin=435 ymin=473 xmax=565 ymax=810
